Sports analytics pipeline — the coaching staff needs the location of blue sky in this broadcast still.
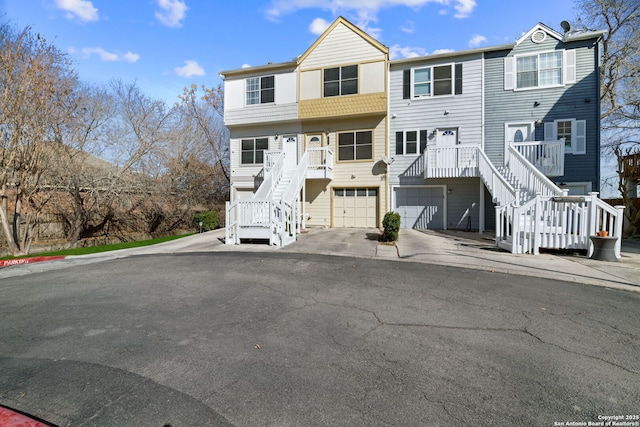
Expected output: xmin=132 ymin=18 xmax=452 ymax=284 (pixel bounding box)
xmin=1 ymin=0 xmax=578 ymax=105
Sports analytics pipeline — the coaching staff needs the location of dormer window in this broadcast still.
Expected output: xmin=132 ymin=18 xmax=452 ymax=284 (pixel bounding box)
xmin=246 ymin=76 xmax=274 ymax=105
xmin=324 ymin=65 xmax=358 ymax=97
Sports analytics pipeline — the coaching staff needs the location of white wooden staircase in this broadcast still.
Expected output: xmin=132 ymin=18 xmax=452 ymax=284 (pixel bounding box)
xmin=225 ymin=148 xmax=333 ymax=246
xmin=426 ymin=141 xmax=625 ymax=257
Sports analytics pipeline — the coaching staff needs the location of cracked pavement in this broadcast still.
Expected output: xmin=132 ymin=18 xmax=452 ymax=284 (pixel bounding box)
xmin=0 ymin=251 xmax=639 ymax=426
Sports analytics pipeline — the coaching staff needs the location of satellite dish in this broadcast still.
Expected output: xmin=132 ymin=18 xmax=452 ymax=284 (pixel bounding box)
xmin=561 ymin=21 xmax=571 ymax=33
xmin=381 ymin=155 xmax=394 ymax=165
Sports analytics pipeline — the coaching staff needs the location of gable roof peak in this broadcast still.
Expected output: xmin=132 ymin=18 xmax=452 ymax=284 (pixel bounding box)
xmin=297 ymin=16 xmax=388 ymax=63
xmin=515 ymin=22 xmax=563 ymax=45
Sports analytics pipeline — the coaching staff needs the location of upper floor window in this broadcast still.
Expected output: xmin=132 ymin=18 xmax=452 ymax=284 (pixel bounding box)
xmin=517 ymin=52 xmax=562 ymax=89
xmin=338 ymin=130 xmax=372 ymax=161
xmin=246 ymin=76 xmax=274 ymax=105
xmin=403 ymin=63 xmax=462 ymax=99
xmin=324 ymin=65 xmax=358 ymax=97
xmin=241 ymin=138 xmax=269 ymax=164
xmin=395 ymin=130 xmax=428 ymax=155
xmin=505 ymin=50 xmax=576 ymax=91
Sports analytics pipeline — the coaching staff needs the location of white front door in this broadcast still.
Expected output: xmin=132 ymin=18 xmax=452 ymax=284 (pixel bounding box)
xmin=283 ymin=135 xmax=298 ymax=170
xmin=437 ymin=128 xmax=458 ymax=146
xmin=435 ymin=128 xmax=458 ymax=169
xmin=506 ymin=123 xmax=534 ymax=144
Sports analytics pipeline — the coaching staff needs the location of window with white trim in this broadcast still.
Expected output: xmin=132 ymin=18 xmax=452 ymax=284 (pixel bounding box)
xmin=338 ymin=130 xmax=372 ymax=161
xmin=246 ymin=76 xmax=274 ymax=105
xmin=505 ymin=50 xmax=576 ymax=90
xmin=395 ymin=130 xmax=428 ymax=155
xmin=516 ymin=51 xmax=562 ymax=88
xmin=544 ymin=119 xmax=586 ymax=155
xmin=241 ymin=138 xmax=269 ymax=164
xmin=324 ymin=65 xmax=358 ymax=97
xmin=404 ymin=63 xmax=462 ymax=99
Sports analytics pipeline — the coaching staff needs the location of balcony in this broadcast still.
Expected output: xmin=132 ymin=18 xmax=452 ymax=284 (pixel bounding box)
xmin=423 ymin=140 xmax=565 ymax=179
xmin=424 ymin=144 xmax=480 ymax=179
xmin=306 ymin=147 xmax=334 ymax=179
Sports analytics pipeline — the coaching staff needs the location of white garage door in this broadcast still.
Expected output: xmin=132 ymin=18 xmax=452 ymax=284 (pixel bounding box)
xmin=334 ymin=188 xmax=378 ymax=228
xmin=394 ymin=187 xmax=444 ymax=229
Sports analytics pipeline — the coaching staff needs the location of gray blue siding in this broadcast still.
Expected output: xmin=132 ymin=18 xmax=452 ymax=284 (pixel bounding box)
xmin=484 ymin=34 xmax=601 ymax=190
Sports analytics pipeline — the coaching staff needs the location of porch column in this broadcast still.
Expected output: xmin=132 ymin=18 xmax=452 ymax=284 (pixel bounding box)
xmin=302 ymin=184 xmax=306 ymax=229
xmin=479 ymin=179 xmax=485 ymax=234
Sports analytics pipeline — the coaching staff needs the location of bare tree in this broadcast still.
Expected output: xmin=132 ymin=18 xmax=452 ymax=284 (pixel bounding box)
xmin=575 ymin=0 xmax=640 ymax=236
xmin=0 ymin=23 xmax=77 ymax=255
xmin=178 ymin=84 xmax=230 ymax=185
xmin=48 ymin=84 xmax=117 ymax=242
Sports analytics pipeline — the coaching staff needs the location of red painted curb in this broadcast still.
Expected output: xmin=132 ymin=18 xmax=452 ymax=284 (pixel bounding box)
xmin=0 ymin=256 xmax=65 ymax=268
xmin=0 ymin=405 xmax=52 ymax=426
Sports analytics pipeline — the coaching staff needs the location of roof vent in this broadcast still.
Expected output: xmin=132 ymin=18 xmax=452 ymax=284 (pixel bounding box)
xmin=532 ymin=30 xmax=547 ymax=43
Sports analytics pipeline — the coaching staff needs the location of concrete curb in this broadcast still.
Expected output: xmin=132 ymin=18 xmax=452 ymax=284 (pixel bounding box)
xmin=0 ymin=256 xmax=65 ymax=268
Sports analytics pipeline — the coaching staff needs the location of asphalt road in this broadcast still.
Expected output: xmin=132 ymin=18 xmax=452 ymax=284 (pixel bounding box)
xmin=1 ymin=251 xmax=639 ymax=426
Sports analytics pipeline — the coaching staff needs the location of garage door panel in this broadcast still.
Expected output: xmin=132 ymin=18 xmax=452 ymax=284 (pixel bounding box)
xmin=395 ymin=187 xmax=444 ymax=230
xmin=334 ymin=188 xmax=378 ymax=228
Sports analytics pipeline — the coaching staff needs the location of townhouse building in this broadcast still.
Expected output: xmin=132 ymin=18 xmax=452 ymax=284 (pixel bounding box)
xmin=223 ymin=17 xmax=624 ymax=256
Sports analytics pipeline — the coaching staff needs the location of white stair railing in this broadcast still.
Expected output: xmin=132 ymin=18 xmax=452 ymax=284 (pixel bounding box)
xmin=477 ymin=148 xmax=519 ymax=207
xmin=506 ymin=145 xmax=564 ymax=198
xmin=254 ymin=150 xmax=284 ymax=199
xmin=512 ymin=140 xmax=565 ymax=177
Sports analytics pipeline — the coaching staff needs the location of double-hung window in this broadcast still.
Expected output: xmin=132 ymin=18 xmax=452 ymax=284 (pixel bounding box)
xmin=246 ymin=76 xmax=274 ymax=105
xmin=516 ymin=52 xmax=562 ymax=89
xmin=395 ymin=130 xmax=428 ymax=155
xmin=404 ymin=64 xmax=462 ymax=99
xmin=241 ymin=138 xmax=269 ymax=164
xmin=506 ymin=50 xmax=575 ymax=90
xmin=338 ymin=130 xmax=372 ymax=161
xmin=544 ymin=119 xmax=586 ymax=155
xmin=324 ymin=65 xmax=358 ymax=97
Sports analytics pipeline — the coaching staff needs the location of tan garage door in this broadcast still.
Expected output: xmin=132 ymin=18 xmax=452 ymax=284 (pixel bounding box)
xmin=334 ymin=188 xmax=378 ymax=228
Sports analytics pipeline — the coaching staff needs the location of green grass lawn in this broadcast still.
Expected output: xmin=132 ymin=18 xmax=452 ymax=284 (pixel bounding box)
xmin=0 ymin=233 xmax=195 ymax=260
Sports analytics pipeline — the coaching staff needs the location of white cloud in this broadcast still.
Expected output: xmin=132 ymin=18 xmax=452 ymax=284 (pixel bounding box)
xmin=155 ymin=0 xmax=188 ymax=28
xmin=266 ymin=0 xmax=478 ymax=28
xmin=401 ymin=20 xmax=415 ymax=34
xmin=468 ymin=34 xmax=487 ymax=48
xmin=81 ymin=47 xmax=140 ymax=63
xmin=453 ymin=0 xmax=476 ymax=18
xmin=53 ymin=0 xmax=99 ymax=22
xmin=309 ymin=17 xmax=331 ymax=35
xmin=175 ymin=60 xmax=205 ymax=77
xmin=390 ymin=44 xmax=427 ymax=60
xmin=241 ymin=64 xmax=252 ymax=68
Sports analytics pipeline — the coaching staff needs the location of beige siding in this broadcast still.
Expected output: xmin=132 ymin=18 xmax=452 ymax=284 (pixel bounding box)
xmin=301 ymin=23 xmax=385 ymax=70
xmin=360 ymin=61 xmax=386 ymax=94
xmin=304 ymin=181 xmax=331 ymax=227
xmin=300 ymin=70 xmax=321 ymax=101
xmin=303 ymin=116 xmax=387 ymax=228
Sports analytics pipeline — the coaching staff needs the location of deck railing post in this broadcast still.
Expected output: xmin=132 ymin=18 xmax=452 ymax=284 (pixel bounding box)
xmin=587 ymin=192 xmax=599 ymax=257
